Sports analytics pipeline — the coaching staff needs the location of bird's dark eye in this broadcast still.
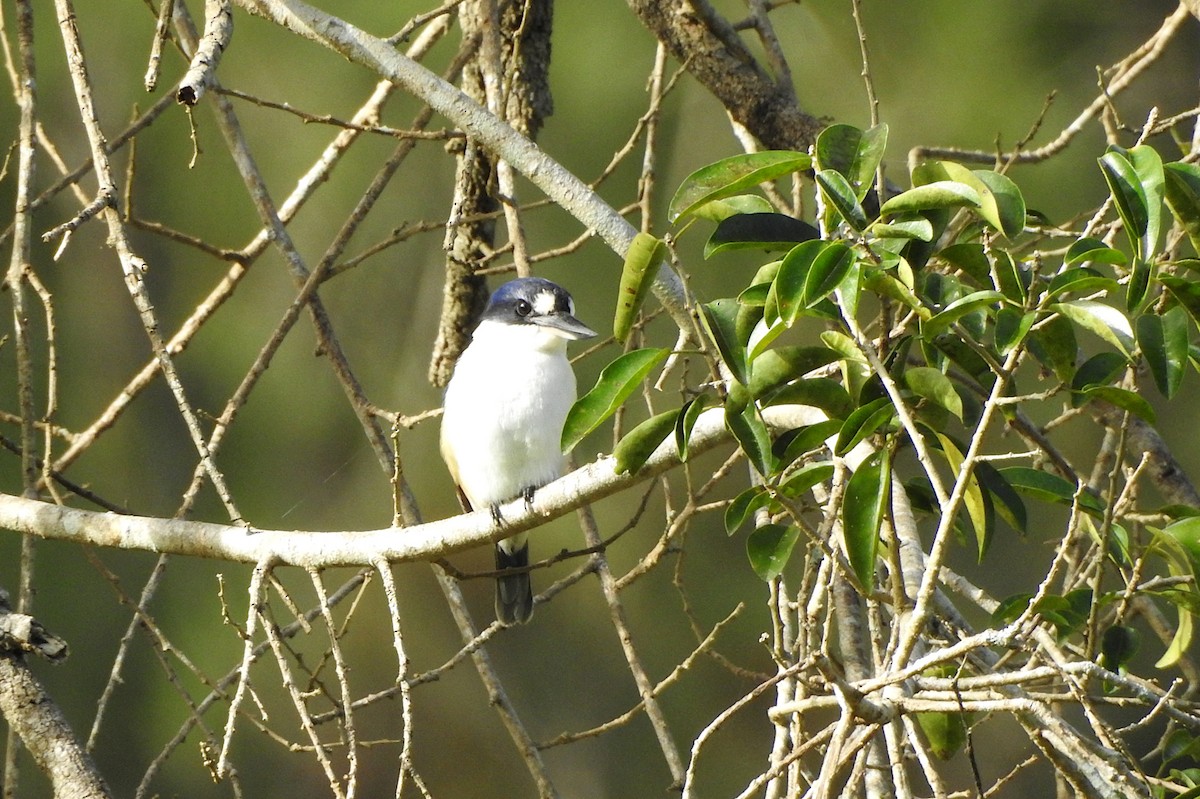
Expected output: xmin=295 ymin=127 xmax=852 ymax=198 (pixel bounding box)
xmin=514 ymin=299 xmax=532 ymax=317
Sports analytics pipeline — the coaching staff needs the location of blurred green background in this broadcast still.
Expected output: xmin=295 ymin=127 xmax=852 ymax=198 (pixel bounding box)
xmin=0 ymin=1 xmax=1197 ymax=796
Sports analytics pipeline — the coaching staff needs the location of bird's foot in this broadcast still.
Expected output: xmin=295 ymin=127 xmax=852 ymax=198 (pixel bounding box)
xmin=521 ymin=485 xmax=537 ymax=511
xmin=488 ymin=503 xmax=504 ymax=526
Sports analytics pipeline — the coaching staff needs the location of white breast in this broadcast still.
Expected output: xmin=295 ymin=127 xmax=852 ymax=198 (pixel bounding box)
xmin=441 ymin=321 xmax=579 ymax=508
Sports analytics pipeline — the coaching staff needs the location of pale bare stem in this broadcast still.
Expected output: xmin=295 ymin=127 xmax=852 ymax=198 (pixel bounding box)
xmin=909 ymin=4 xmax=1192 ymax=169
xmin=374 ymin=563 xmax=420 ymax=799
xmin=541 ymin=604 xmax=745 ymax=750
xmin=849 ymin=0 xmax=887 ymax=202
xmin=259 ymin=593 xmax=347 ymax=799
xmin=175 ymin=0 xmax=232 ymax=105
xmin=309 ymin=570 xmax=359 ymax=799
xmin=143 ymin=0 xmax=175 ymax=90
xmin=575 ymin=504 xmax=687 ymax=785
xmin=51 ymin=0 xmax=244 ymax=522
xmin=681 ymin=660 xmax=805 ymax=799
xmin=217 ymin=558 xmax=273 ymax=780
xmin=389 ymin=0 xmax=465 ymax=45
xmin=430 ymin=565 xmax=561 ymax=799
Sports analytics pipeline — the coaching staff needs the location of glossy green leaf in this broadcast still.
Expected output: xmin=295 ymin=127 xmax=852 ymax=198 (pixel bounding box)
xmin=748 ymin=345 xmax=841 ymax=398
xmin=922 ymin=290 xmax=1006 ymax=340
xmin=870 ymin=217 xmax=934 ymax=241
xmin=975 ymin=461 xmax=1027 ymax=534
xmin=1157 ymin=600 xmax=1193 ymax=669
xmin=727 ymin=403 xmax=774 ymax=476
xmin=725 ymin=485 xmax=771 ymax=534
xmin=614 ymin=232 xmax=665 ymax=343
xmin=843 ymin=448 xmax=891 ymax=588
xmin=935 ymin=432 xmax=991 ymax=559
xmin=879 ymin=181 xmax=981 ymax=216
xmin=1164 ymin=161 xmax=1200 ymax=253
xmin=689 ymin=193 xmax=774 ymax=222
xmin=705 ymin=213 xmax=820 ymax=258
xmin=991 ymin=249 xmax=1028 ymax=304
xmin=562 ymin=348 xmax=670 ymax=452
xmin=816 ymin=169 xmax=869 ymax=230
xmin=972 ymin=169 xmax=1027 ymax=238
xmin=1098 ymin=148 xmax=1151 ymax=259
xmin=778 ymin=462 xmax=836 ymax=501
xmin=804 ymin=242 xmax=856 ymax=307
xmin=775 ymin=423 xmax=841 ymax=470
xmin=1127 ymin=144 xmax=1165 ymax=261
xmin=1070 ymin=351 xmax=1127 ymax=398
xmin=994 ymin=307 xmax=1034 ymax=354
xmin=1064 ymin=237 xmax=1128 ymax=267
xmin=1045 ymin=267 xmax=1119 ymax=301
xmin=938 ymin=242 xmax=990 ymax=286
xmin=1074 ymin=385 xmax=1156 ymax=424
xmin=774 ymin=241 xmax=826 ymax=325
xmin=761 ymin=378 xmax=854 ymax=420
xmin=1137 ymin=306 xmax=1189 ymax=398
xmin=904 ymin=367 xmax=963 ymax=420
xmin=1000 ymin=467 xmax=1106 ymax=516
xmin=814 ymin=123 xmax=888 ymax=199
xmin=1051 ymin=300 xmax=1134 ymax=357
xmin=669 ymin=151 xmax=812 ymax=223
xmin=675 ymin=394 xmax=714 ymax=462
xmin=746 ymin=523 xmax=800 ymax=581
xmin=835 ymin=396 xmax=895 ymax=456
xmin=614 ymin=409 xmax=680 ymax=475
xmin=698 ymin=298 xmax=750 ymax=385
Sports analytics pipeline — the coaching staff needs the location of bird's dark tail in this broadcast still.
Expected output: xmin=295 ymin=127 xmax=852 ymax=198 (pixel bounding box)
xmin=495 ymin=541 xmax=533 ymax=625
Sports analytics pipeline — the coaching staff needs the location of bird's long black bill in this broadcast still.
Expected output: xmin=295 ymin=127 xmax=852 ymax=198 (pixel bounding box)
xmin=495 ymin=542 xmax=534 ymax=625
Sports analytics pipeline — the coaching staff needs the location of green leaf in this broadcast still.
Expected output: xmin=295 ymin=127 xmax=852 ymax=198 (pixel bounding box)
xmin=904 ymin=367 xmax=963 ymax=420
xmin=1064 ymin=237 xmax=1128 ymax=268
xmin=705 ymin=213 xmax=820 ymax=258
xmin=994 ymin=307 xmax=1034 ymax=355
xmin=1000 ymin=467 xmax=1106 ymax=516
xmin=614 ymin=410 xmax=680 ymax=475
xmin=748 ymin=345 xmax=841 ymax=398
xmin=761 ymin=378 xmax=854 ymax=420
xmin=804 ymin=242 xmax=856 ymax=308
xmin=1164 ymin=161 xmax=1200 ymax=253
xmin=778 ymin=462 xmax=836 ymax=499
xmin=562 ymin=348 xmax=670 ymax=452
xmin=934 ymin=432 xmax=991 ymax=560
xmin=698 ymin=298 xmax=750 ymax=385
xmin=938 ymin=242 xmax=991 ymax=286
xmin=1074 ymin=386 xmax=1155 ymax=423
xmin=669 ymin=151 xmax=812 ymax=223
xmin=814 ymin=122 xmax=888 ymax=200
xmin=727 ymin=403 xmax=775 ymax=476
xmin=746 ymin=523 xmax=800 ymax=581
xmin=689 ymin=193 xmax=774 ymax=222
xmin=1027 ymin=314 xmax=1078 ymax=382
xmin=972 ymin=169 xmax=1027 ymax=238
xmin=1137 ymin=307 xmax=1189 ymax=398
xmin=774 ymin=240 xmax=826 ymax=324
xmin=922 ymin=290 xmax=1006 ymax=340
xmin=835 ymin=396 xmax=895 ymax=456
xmin=614 ymin=232 xmax=665 ymax=343
xmin=975 ymin=461 xmax=1027 ymax=534
xmin=843 ymin=449 xmax=891 ymax=588
xmin=675 ymin=394 xmax=714 ymax=462
xmin=879 ymin=181 xmax=981 ymax=216
xmin=1127 ymin=144 xmax=1165 ymax=262
xmin=1099 ymin=624 xmax=1140 ymax=672
xmin=815 ymin=169 xmax=869 ymax=230
xmin=1051 ymin=300 xmax=1134 ymax=357
xmin=1045 ymin=267 xmax=1119 ymax=302
xmin=1160 ymin=275 xmax=1200 ymax=328
xmin=725 ymin=485 xmax=771 ymax=534
xmin=775 ymin=420 xmax=840 ymax=468
xmin=915 ymin=710 xmax=968 ymax=761
xmin=1098 ymin=149 xmax=1150 ymax=259
xmin=1070 ymin=351 xmax=1127 ymax=398
xmin=1157 ymin=601 xmax=1193 ymax=669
